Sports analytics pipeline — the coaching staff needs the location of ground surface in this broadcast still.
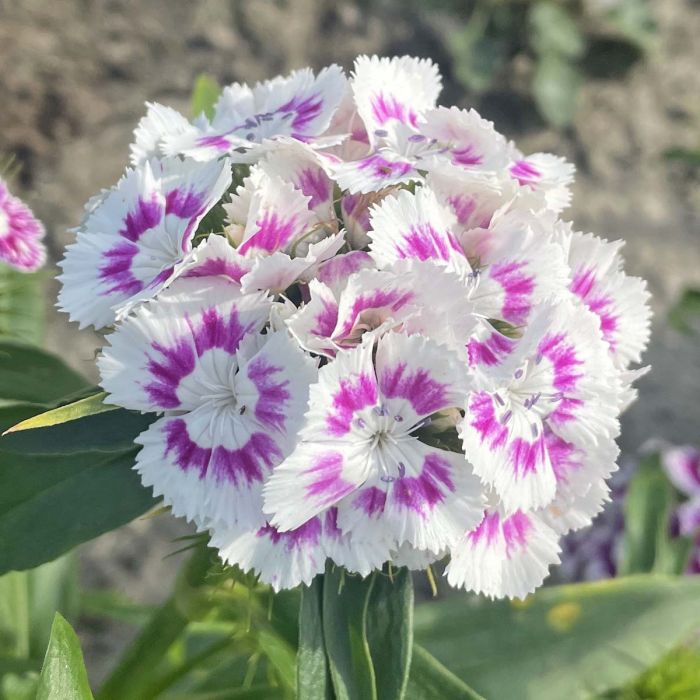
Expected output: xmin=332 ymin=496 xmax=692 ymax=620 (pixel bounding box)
xmin=1 ymin=0 xmax=698 ymax=683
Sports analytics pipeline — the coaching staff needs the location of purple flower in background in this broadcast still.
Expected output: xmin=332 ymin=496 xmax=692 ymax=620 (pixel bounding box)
xmin=0 ymin=178 xmax=46 ymax=272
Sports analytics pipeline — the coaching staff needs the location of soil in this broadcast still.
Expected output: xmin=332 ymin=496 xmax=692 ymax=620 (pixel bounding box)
xmin=1 ymin=0 xmax=698 ymax=684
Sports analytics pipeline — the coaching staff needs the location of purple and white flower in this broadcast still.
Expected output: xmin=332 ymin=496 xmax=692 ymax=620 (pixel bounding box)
xmin=0 ymin=178 xmax=46 ymax=272
xmin=57 ymin=55 xmax=652 ymax=596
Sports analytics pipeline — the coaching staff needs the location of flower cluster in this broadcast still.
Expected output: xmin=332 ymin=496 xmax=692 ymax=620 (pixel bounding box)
xmin=58 ymin=56 xmax=651 ymax=598
xmin=0 ymin=178 xmax=46 ymax=273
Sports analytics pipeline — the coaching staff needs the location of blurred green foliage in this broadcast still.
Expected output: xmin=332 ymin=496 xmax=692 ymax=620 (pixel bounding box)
xmin=423 ymin=0 xmax=655 ymax=127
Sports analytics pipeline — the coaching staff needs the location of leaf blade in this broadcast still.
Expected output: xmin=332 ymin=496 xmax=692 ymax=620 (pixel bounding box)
xmin=36 ymin=613 xmax=93 ymax=700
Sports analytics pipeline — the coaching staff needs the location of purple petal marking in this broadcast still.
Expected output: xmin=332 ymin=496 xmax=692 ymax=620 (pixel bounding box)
xmin=395 ymin=223 xmax=465 ymax=263
xmin=510 ymin=159 xmax=542 ymax=186
xmin=304 ymin=451 xmax=355 ymax=506
xmin=469 ymin=391 xmax=508 ymax=450
xmin=279 ymin=92 xmax=324 ymax=132
xmin=392 ymin=452 xmax=455 ymax=515
xmin=238 ymin=211 xmax=300 ymax=255
xmin=297 ymin=168 xmax=331 ymax=209
xmin=246 ymin=354 xmax=291 ymax=430
xmin=184 ymin=257 xmax=248 ymax=283
xmin=164 ymin=418 xmax=281 ymax=484
xmin=379 ymin=362 xmax=449 ymax=416
xmin=545 ymin=430 xmax=582 ymax=483
xmin=145 ymin=306 xmax=255 ymax=407
xmin=571 ymin=268 xmax=618 ymax=351
xmin=467 ymin=332 xmax=515 ymax=368
xmin=323 ymin=507 xmax=343 ymax=539
xmin=256 ymin=517 xmax=323 ymax=550
xmin=502 ymin=511 xmax=533 ymax=557
xmin=451 ymin=145 xmax=483 ymax=167
xmin=119 ymin=193 xmax=163 ymax=242
xmin=336 ymin=288 xmax=414 ymax=340
xmin=508 ymin=435 xmax=547 ymax=479
xmin=370 ymin=92 xmax=418 ymax=128
xmin=353 ymin=486 xmax=387 ymax=516
xmin=313 ymin=296 xmax=339 ymax=338
xmin=197 ymin=134 xmax=234 ymax=152
xmin=99 ymin=241 xmax=143 ymax=296
xmin=536 ymin=332 xmax=584 ymax=426
xmin=341 ymin=194 xmax=372 ymax=231
xmin=467 ymin=511 xmax=500 ymax=547
xmin=165 ymin=187 xmax=206 ymax=218
xmin=358 ymin=154 xmax=414 ymax=180
xmin=469 ymin=391 xmax=546 ymax=478
xmin=317 ymin=251 xmax=373 ymax=288
xmin=325 ymin=372 xmax=378 ymax=437
xmin=489 ymin=260 xmax=535 ymax=325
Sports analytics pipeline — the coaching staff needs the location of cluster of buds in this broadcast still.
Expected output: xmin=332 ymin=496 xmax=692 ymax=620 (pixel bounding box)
xmin=58 ymin=56 xmax=651 ymax=598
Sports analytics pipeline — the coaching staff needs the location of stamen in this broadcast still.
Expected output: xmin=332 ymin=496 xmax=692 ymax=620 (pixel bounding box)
xmin=373 ymin=405 xmax=387 ymax=417
xmin=501 ymin=410 xmax=512 ymax=425
xmin=397 ymin=461 xmax=406 ymax=478
xmin=394 ymin=414 xmax=404 ymax=422
xmin=514 ymin=369 xmax=523 ymax=379
xmin=374 ymin=129 xmax=389 ymax=137
xmin=356 ymin=418 xmax=366 ymax=429
xmin=535 ymin=353 xmax=543 ymax=365
xmin=494 ymin=393 xmax=505 ymax=406
xmin=408 ymin=134 xmax=426 ymax=142
xmin=531 ymin=422 xmax=539 ymax=438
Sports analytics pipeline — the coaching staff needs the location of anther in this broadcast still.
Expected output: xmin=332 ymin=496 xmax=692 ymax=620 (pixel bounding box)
xmin=501 ymin=410 xmax=512 ymax=425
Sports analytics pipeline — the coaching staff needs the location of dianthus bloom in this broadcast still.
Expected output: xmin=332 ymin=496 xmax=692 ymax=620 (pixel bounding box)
xmin=0 ymin=178 xmax=46 ymax=272
xmin=58 ymin=56 xmax=651 ymax=598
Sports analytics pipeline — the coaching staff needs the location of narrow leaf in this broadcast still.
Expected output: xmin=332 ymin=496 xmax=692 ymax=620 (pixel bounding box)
xmin=366 ymin=568 xmax=414 ymax=700
xmin=322 ymin=566 xmax=376 ymax=700
xmin=5 ymin=392 xmax=116 ymax=434
xmin=406 ymin=645 xmax=484 ymax=700
xmin=298 ymin=576 xmax=332 ymax=700
xmin=36 ymin=613 xmax=93 ymax=700
xmin=618 ymin=455 xmax=675 ymax=575
xmin=0 ymin=407 xmax=154 ymax=455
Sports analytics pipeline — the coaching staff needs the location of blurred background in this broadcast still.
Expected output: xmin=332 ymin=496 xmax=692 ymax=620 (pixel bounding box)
xmin=1 ymin=0 xmax=698 ymax=685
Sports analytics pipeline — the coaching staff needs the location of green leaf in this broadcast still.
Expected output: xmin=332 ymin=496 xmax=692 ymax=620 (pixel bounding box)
xmin=36 ymin=613 xmax=93 ymax=700
xmin=406 ymin=645 xmax=484 ymax=700
xmin=0 ymin=341 xmax=90 ymax=404
xmin=529 ymin=2 xmax=586 ymax=59
xmin=618 ymin=455 xmax=678 ymax=575
xmin=668 ymin=288 xmax=700 ymax=334
xmin=192 ymin=74 xmax=221 ymax=120
xmin=0 ymin=267 xmax=44 ymax=345
xmin=414 ymin=575 xmax=700 ymax=700
xmin=0 ymin=407 xmax=154 ymax=455
xmin=366 ymin=569 xmax=413 ymax=700
xmin=322 ymin=566 xmax=376 ymax=700
xmin=4 ymin=393 xmax=116 ymax=434
xmin=532 ymin=53 xmax=582 ymax=128
xmin=297 ymin=577 xmax=332 ymax=700
xmin=0 ymin=450 xmax=156 ymax=574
